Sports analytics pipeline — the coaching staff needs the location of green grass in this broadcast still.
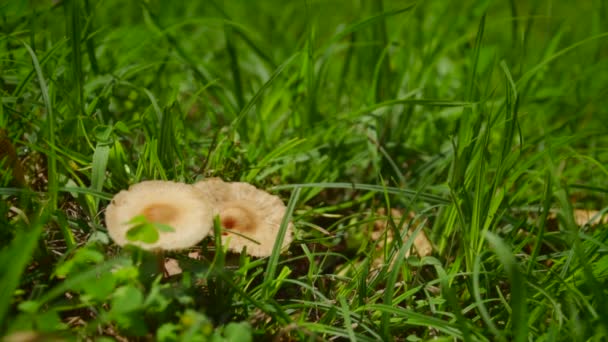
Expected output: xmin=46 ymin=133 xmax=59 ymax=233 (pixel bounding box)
xmin=2 ymin=0 xmax=608 ymax=340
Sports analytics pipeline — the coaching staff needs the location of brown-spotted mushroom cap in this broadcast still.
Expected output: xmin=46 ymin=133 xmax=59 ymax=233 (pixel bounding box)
xmin=194 ymin=178 xmax=294 ymax=257
xmin=105 ymin=180 xmax=214 ymax=251
xmin=193 ymin=177 xmax=232 ymax=206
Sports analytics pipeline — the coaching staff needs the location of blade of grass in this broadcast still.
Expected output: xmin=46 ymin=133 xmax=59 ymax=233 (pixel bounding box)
xmin=320 ymin=4 xmax=415 ymax=53
xmin=380 ymin=221 xmax=426 ymax=340
xmin=485 ymin=232 xmax=528 ymax=342
xmin=66 ymin=0 xmax=84 ymax=116
xmin=486 ymin=232 xmax=528 ymax=342
xmin=297 ymin=322 xmax=377 ymax=342
xmin=347 ymin=98 xmax=474 ymax=118
xmin=368 ymin=45 xmax=389 ymax=103
xmin=425 ymin=257 xmax=474 ymax=341
xmin=369 ymin=0 xmax=391 ymax=102
xmin=223 ymin=11 xmax=244 ymax=109
xmin=139 ymin=0 xmax=236 ymax=114
xmin=516 ymin=32 xmax=608 ymax=87
xmin=90 ymin=125 xmax=112 ymax=212
xmin=61 ymin=186 xmax=112 ymax=200
xmin=553 ymin=185 xmax=608 ymax=331
xmin=272 ymin=182 xmax=450 ymax=205
xmin=527 ymin=171 xmax=552 ymax=275
xmin=263 ymin=187 xmax=300 ymax=299
xmin=469 ymin=111 xmax=490 ymax=264
xmin=22 ymin=40 xmax=58 ymax=212
xmin=207 ymin=0 xmax=276 ymax=68
xmin=230 ymin=51 xmax=301 ymax=137
xmin=363 ymin=304 xmax=464 ymax=338
xmin=473 ymin=251 xmax=506 ymax=341
xmin=0 ymin=213 xmax=45 ymax=327
xmin=12 ymin=38 xmax=68 ymax=99
xmin=245 ymin=138 xmax=304 ymax=182
xmin=158 ymin=104 xmax=178 ymax=173
xmin=499 ymin=61 xmax=520 ymax=161
xmin=451 ymin=13 xmax=486 ymax=193
xmin=83 ymin=0 xmax=100 ymax=74
xmin=304 ymin=0 xmax=317 ymax=126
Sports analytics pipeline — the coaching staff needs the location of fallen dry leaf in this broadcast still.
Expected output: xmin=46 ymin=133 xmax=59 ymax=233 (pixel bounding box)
xmin=164 ymin=258 xmax=183 ymax=276
xmin=373 ymin=208 xmax=433 ymax=258
xmin=546 ymin=209 xmax=608 ymax=229
xmin=364 ymin=208 xmax=433 ymax=283
xmin=572 ymin=209 xmax=608 ymax=226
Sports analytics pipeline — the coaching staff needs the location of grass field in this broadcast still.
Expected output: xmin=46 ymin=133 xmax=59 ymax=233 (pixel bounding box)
xmin=1 ymin=0 xmax=608 ymax=341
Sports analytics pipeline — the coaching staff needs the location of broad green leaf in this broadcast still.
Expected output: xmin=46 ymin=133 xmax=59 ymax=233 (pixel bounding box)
xmin=83 ymin=272 xmax=117 ymax=301
xmin=222 ymin=322 xmax=252 ymax=342
xmin=54 ymin=248 xmax=104 ymax=277
xmin=126 ymin=223 xmax=160 ymax=244
xmin=111 ymin=285 xmax=144 ymax=314
xmin=157 ymin=323 xmax=179 ymax=342
xmin=154 ymin=223 xmax=175 ymax=233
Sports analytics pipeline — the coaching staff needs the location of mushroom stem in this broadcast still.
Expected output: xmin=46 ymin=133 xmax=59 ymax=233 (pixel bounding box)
xmin=157 ymin=251 xmax=169 ymax=278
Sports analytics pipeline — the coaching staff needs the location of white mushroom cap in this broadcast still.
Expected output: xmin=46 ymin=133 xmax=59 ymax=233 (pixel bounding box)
xmin=194 ymin=178 xmax=294 ymax=257
xmin=105 ymin=180 xmax=214 ymax=251
xmin=193 ymin=177 xmax=231 ymax=206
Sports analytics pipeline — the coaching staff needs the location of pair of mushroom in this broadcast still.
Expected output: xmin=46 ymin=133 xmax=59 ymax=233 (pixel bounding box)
xmin=104 ymin=178 xmax=294 ymax=257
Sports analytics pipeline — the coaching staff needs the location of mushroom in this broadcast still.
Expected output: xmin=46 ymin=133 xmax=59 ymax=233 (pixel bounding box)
xmin=194 ymin=178 xmax=294 ymax=257
xmin=105 ymin=180 xmax=214 ymax=251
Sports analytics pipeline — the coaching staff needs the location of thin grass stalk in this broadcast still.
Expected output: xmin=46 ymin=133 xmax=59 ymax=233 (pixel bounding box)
xmin=485 ymin=232 xmax=529 ymax=341
xmin=380 ymin=222 xmax=425 ymax=341
xmin=66 ymin=0 xmax=84 ymax=117
xmin=263 ymin=187 xmax=301 ymax=298
xmin=473 ymin=251 xmax=506 ymax=341
xmin=272 ymin=182 xmax=449 ymax=205
xmin=225 ymin=23 xmax=244 ymax=110
xmin=369 ymin=0 xmax=390 ymax=102
xmin=23 ymin=42 xmax=59 ymax=214
xmin=305 ymin=0 xmax=317 ymax=129
xmin=83 ymin=0 xmax=99 ymax=74
xmin=0 ymin=214 xmax=45 ymax=326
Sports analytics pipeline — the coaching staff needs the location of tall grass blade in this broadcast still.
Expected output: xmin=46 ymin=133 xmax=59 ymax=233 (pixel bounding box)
xmin=485 ymin=232 xmax=528 ymax=342
xmin=0 ymin=214 xmax=44 ymax=327
xmin=83 ymin=0 xmax=99 ymax=74
xmin=231 ymin=52 xmax=301 ymax=133
xmin=272 ymin=182 xmax=450 ymax=205
xmin=263 ymin=187 xmax=300 ymax=299
xmin=305 ymin=0 xmax=317 ymax=126
xmin=429 ymin=258 xmax=473 ymax=341
xmin=322 ymin=4 xmax=415 ymax=52
xmin=553 ymin=185 xmax=608 ymax=331
xmin=224 ymin=21 xmax=244 ymax=109
xmin=380 ymin=222 xmax=425 ymax=340
xmin=22 ymin=41 xmax=58 ymax=212
xmin=369 ymin=0 xmax=391 ymax=102
xmin=66 ymin=0 xmax=84 ymax=116
xmin=90 ymin=125 xmax=112 ymax=212
xmin=527 ymin=171 xmax=551 ymax=275
xmin=338 ymin=296 xmax=356 ymax=342
xmin=451 ymin=13 xmax=486 ymax=192
xmin=473 ymin=251 xmax=505 ymax=341
xmin=158 ymin=104 xmax=178 ymax=173
xmin=516 ymin=32 xmax=608 ymax=87
xmin=364 ymin=304 xmax=463 ymax=338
